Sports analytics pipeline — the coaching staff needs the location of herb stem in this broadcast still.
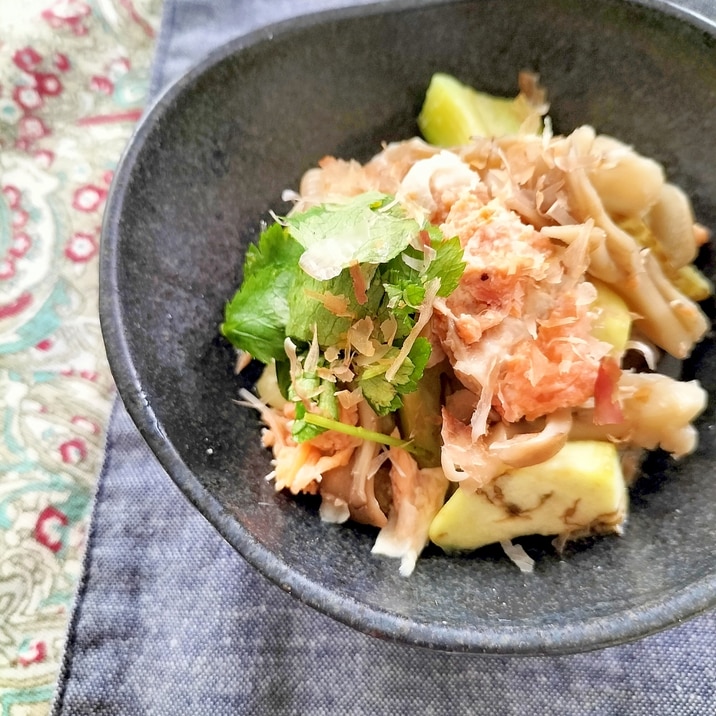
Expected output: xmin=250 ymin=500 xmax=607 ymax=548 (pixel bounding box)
xmin=303 ymin=413 xmax=415 ymax=453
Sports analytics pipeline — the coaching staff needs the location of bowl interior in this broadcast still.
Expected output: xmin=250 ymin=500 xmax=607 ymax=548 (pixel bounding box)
xmin=101 ymin=0 xmax=716 ymax=653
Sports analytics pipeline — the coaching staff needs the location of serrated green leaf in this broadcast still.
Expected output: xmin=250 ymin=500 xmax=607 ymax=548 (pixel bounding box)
xmin=283 ymin=193 xmax=420 ymax=280
xmin=356 ymin=337 xmax=432 ymax=415
xmin=399 ymin=337 xmax=432 ymax=393
xmin=360 ymin=374 xmax=403 ymax=416
xmin=286 ymin=265 xmax=383 ymax=347
xmin=220 ymin=224 xmax=303 ymax=363
xmin=291 ymin=376 xmax=340 ymax=443
xmin=426 ymin=234 xmax=466 ymax=297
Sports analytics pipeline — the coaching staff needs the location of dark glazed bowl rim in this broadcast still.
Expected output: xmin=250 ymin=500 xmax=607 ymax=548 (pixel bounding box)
xmin=100 ymin=0 xmax=716 ymax=654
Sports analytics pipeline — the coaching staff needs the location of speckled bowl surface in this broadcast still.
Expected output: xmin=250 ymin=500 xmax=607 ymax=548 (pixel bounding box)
xmin=100 ymin=0 xmax=716 ymax=654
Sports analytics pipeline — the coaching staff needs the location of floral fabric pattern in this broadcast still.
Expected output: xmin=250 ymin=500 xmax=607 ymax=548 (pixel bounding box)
xmin=0 ymin=1 xmax=161 ymax=713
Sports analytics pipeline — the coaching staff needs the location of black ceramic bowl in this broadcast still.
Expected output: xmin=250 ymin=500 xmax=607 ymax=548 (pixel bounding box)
xmin=101 ymin=0 xmax=716 ymax=654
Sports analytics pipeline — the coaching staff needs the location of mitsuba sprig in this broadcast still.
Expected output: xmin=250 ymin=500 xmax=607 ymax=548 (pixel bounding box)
xmin=221 ymin=192 xmax=466 ymax=443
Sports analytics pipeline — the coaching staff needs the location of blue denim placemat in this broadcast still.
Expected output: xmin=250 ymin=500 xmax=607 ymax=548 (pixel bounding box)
xmin=52 ymin=1 xmax=716 ymax=713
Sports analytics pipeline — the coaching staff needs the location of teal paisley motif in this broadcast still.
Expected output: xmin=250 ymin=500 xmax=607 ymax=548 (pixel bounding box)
xmin=0 ymin=281 xmax=71 ymax=355
xmin=113 ymin=68 xmax=150 ymax=107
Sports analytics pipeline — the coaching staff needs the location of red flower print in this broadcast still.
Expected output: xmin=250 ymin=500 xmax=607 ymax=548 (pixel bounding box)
xmin=0 ymin=292 xmax=32 ymax=318
xmin=0 ymin=259 xmax=16 ymax=280
xmin=2 ymin=185 xmax=21 ymax=209
xmin=90 ymin=76 xmax=114 ymax=95
xmin=72 ymin=184 xmax=107 ymax=212
xmin=35 ymin=73 xmax=63 ymax=97
xmin=10 ymin=232 xmax=31 ymax=258
xmin=65 ymin=231 xmax=98 ymax=262
xmin=54 ymin=52 xmax=71 ymax=72
xmin=71 ymin=415 xmax=100 ymax=434
xmin=12 ymin=47 xmax=42 ymax=72
xmin=42 ymin=0 xmax=91 ymax=36
xmin=18 ymin=640 xmax=48 ymax=667
xmin=34 ymin=149 xmax=55 ymax=168
xmin=18 ymin=115 xmax=49 ymax=143
xmin=107 ymin=57 xmax=131 ymax=80
xmin=12 ymin=209 xmax=28 ymax=230
xmin=12 ymin=85 xmax=44 ymax=112
xmin=34 ymin=506 xmax=69 ymax=553
xmin=36 ymin=338 xmax=53 ymax=351
xmin=59 ymin=438 xmax=88 ymax=464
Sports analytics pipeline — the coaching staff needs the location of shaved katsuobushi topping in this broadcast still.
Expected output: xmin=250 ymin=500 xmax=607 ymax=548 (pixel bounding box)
xmin=221 ymin=72 xmax=710 ymax=575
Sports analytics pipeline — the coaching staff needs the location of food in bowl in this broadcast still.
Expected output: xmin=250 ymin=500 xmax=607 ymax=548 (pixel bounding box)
xmin=221 ymin=73 xmax=710 ymax=575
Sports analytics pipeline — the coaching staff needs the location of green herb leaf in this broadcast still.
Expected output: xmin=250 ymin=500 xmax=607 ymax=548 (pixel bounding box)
xmin=426 ymin=234 xmax=466 ymax=297
xmin=397 ymin=336 xmax=432 ymax=392
xmin=356 ymin=337 xmax=432 ymax=416
xmin=290 ymin=370 xmax=340 ymax=443
xmin=223 ymin=196 xmax=465 ymax=434
xmin=378 ymin=229 xmax=465 ymax=340
xmin=381 ymin=279 xmax=425 ymax=339
xmin=284 ymin=192 xmax=420 ymax=280
xmin=360 ymin=374 xmax=404 ymax=416
xmin=220 ymin=224 xmax=303 ymax=364
xmin=286 ymin=266 xmax=384 ymax=347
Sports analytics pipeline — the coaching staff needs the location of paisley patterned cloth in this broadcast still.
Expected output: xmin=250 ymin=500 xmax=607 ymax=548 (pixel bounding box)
xmin=0 ymin=2 xmax=161 ymax=712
